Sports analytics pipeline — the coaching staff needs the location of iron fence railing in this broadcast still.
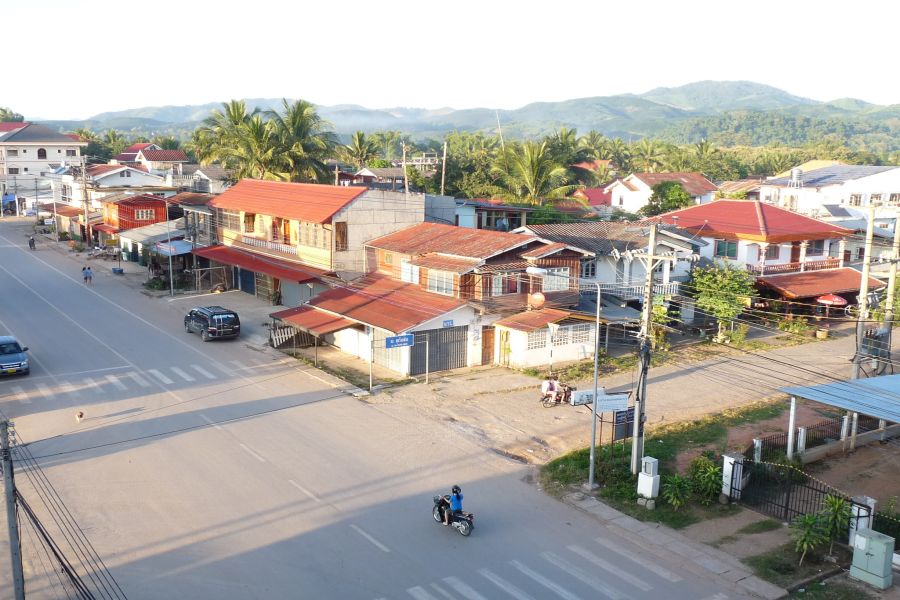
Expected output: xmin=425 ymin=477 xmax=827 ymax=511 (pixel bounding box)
xmin=734 ymin=461 xmax=851 ymax=523
xmin=804 ymin=416 xmax=844 ymax=449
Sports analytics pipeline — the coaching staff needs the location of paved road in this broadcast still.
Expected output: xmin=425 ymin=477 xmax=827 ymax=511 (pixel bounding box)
xmin=0 ymin=220 xmax=749 ymax=600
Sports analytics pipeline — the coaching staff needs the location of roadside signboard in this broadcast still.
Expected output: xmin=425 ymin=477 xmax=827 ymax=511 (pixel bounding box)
xmin=570 ymin=389 xmax=629 ymax=411
xmin=614 ymin=407 xmax=635 ymax=441
xmin=385 ymin=334 xmax=415 ymax=349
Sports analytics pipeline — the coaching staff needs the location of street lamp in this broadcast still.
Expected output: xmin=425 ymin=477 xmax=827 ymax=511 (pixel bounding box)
xmin=526 ymin=266 xmax=602 ymax=490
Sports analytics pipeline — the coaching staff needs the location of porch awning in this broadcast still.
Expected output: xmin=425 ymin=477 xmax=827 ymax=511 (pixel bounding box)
xmin=493 ymin=308 xmax=598 ymax=332
xmin=783 ymin=374 xmax=900 ymax=422
xmin=270 ymin=306 xmax=358 ymax=336
xmin=93 ymin=223 xmax=119 ymax=234
xmin=155 ymin=239 xmax=194 ymax=257
xmin=758 ymin=267 xmax=884 ymax=299
xmin=193 ymin=245 xmax=327 ymax=284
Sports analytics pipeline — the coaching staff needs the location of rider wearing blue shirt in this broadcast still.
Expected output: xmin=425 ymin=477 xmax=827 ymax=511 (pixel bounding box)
xmin=443 ymin=485 xmax=463 ymax=525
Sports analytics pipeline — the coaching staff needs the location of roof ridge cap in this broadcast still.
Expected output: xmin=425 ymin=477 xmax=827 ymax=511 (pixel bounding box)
xmin=754 ymin=200 xmax=769 ymax=238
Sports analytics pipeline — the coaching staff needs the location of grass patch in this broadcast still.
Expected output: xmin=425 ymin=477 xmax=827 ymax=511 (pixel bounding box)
xmin=744 ymin=543 xmax=847 ymax=588
xmin=737 ymin=519 xmax=783 ymax=535
xmin=788 ymin=579 xmax=875 ymax=599
xmin=711 ymin=534 xmax=739 ymax=548
xmin=289 ymin=354 xmax=412 ymax=389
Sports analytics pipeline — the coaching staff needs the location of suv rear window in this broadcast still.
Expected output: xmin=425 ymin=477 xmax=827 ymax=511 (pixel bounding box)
xmin=212 ymin=314 xmax=238 ymax=326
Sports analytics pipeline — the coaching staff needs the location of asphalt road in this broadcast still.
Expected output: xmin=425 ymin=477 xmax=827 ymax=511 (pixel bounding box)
xmin=0 ymin=219 xmax=748 ymax=600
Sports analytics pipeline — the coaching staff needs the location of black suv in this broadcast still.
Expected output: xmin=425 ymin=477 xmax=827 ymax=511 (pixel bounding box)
xmin=184 ymin=306 xmax=241 ymax=341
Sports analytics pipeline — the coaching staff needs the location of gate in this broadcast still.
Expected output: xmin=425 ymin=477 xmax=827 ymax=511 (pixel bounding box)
xmin=236 ymin=267 xmax=255 ymax=294
xmin=410 ymin=326 xmax=468 ymax=376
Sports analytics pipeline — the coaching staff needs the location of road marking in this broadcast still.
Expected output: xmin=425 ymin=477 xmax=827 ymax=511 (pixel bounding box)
xmin=35 ymin=383 xmax=54 ymax=400
xmin=171 ymin=367 xmax=195 ymax=382
xmin=10 ymin=386 xmax=30 ymax=404
xmin=350 ymin=524 xmax=390 ymax=553
xmin=211 ymin=362 xmax=233 ymax=376
xmin=478 ymin=568 xmax=535 ymax=600
xmin=82 ymin=378 xmax=104 ymax=394
xmin=239 ymin=443 xmax=265 ymax=462
xmin=567 ymin=545 xmax=653 ymax=591
xmin=105 ymin=374 xmax=128 ymax=391
xmin=541 ymin=551 xmax=625 ymax=599
xmin=509 ymin=560 xmax=581 ymax=600
xmin=407 ymin=586 xmax=439 ymax=600
xmin=229 ymin=360 xmax=247 ymax=371
xmin=191 ymin=364 xmax=216 ymax=379
xmin=147 ymin=369 xmax=173 ymax=385
xmin=699 ymin=595 xmax=729 ymax=600
xmin=428 ymin=584 xmax=455 ymax=600
xmin=126 ymin=372 xmax=150 ymax=388
xmin=593 ymin=537 xmax=682 ymax=582
xmin=199 ymin=414 xmax=222 ymax=431
xmin=442 ymin=576 xmax=487 ymax=600
xmin=58 ymin=381 xmax=77 ymax=397
xmin=288 ymin=479 xmax=321 ymax=503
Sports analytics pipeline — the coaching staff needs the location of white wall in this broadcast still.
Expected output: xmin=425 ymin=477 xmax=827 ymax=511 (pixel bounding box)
xmin=499 ymin=323 xmax=597 ymax=369
xmin=698 ymin=237 xmax=838 ymax=267
xmin=1 ymin=143 xmax=83 ymax=190
xmin=455 ymin=205 xmax=477 ymax=228
xmin=761 ymin=168 xmax=900 ymax=220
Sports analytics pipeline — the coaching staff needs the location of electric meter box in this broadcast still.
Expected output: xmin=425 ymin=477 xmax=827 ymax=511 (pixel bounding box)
xmin=637 ymin=457 xmax=659 ymax=499
xmin=849 ymin=528 xmax=894 ymax=590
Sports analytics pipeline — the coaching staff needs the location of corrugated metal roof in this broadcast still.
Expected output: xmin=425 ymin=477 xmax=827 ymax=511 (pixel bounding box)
xmin=520 ymin=242 xmax=575 ymax=259
xmin=518 ymin=222 xmax=693 ymax=255
xmin=766 ymin=165 xmax=898 ymax=187
xmin=493 ymin=308 xmax=574 ymax=332
xmin=408 ymin=254 xmax=482 ymax=273
xmin=140 ymin=149 xmax=189 ymax=162
xmin=631 ymin=172 xmax=717 ymax=196
xmin=193 ymin=245 xmax=327 ymax=283
xmin=168 ymin=192 xmax=214 ymax=206
xmin=367 ymin=222 xmax=536 ymax=259
xmin=270 ymin=305 xmax=359 ymax=336
xmin=118 ymin=219 xmax=186 ymax=244
xmin=782 ymin=374 xmax=900 ymax=422
xmin=758 ymin=267 xmax=884 ymax=299
xmin=209 ymin=179 xmax=366 ymax=224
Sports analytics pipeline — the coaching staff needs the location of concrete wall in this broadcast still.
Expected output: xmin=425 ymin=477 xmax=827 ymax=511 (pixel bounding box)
xmin=799 ymin=423 xmax=900 ymax=464
xmin=455 ymin=205 xmax=477 ymax=228
xmin=498 ymin=322 xmax=596 ymax=369
xmin=424 ymin=194 xmax=457 ymax=225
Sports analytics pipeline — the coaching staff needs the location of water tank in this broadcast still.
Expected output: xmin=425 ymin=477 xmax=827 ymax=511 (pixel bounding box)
xmin=790 ymin=168 xmax=803 ymax=184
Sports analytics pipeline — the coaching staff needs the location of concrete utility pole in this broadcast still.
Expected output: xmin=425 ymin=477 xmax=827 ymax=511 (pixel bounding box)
xmin=402 ymin=144 xmax=410 ymax=196
xmin=1 ymin=420 xmax=26 ymax=600
xmin=852 ymin=203 xmax=877 ymax=380
xmin=882 ymin=209 xmax=900 ymax=326
xmin=81 ymin=158 xmax=91 ymax=246
xmin=440 ymin=141 xmax=448 ymax=197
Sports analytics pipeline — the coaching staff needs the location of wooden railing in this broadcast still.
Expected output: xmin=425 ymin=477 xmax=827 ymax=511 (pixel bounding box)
xmin=746 ymin=258 xmax=840 ymax=276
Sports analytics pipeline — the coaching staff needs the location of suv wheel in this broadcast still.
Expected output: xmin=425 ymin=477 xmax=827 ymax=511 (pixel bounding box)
xmin=201 ymin=330 xmax=210 ymax=342
xmin=185 ymin=322 xmax=191 ymax=333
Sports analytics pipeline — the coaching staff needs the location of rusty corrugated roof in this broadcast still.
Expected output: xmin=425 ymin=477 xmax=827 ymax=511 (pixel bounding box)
xmin=367 ymin=222 xmax=536 ymax=259
xmin=209 ymin=179 xmax=367 ymax=224
xmin=631 ymin=172 xmax=718 ymax=196
xmin=270 ymin=305 xmax=359 ymax=336
xmin=408 ymin=254 xmax=482 ymax=273
xmin=493 ymin=308 xmax=574 ymax=332
xmin=758 ymin=268 xmax=884 ymax=299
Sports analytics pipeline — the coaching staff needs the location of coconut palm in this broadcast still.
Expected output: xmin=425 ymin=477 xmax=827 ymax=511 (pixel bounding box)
xmin=214 ymin=115 xmax=281 ymax=181
xmin=102 ymin=130 xmax=127 ymax=156
xmin=266 ymin=99 xmax=338 ymax=183
xmin=342 ymin=131 xmax=380 ymax=169
xmin=632 ymin=139 xmax=666 ymax=173
xmin=492 ymin=141 xmax=580 ymax=205
xmin=579 ymin=130 xmax=611 ymax=161
xmin=607 ymin=138 xmax=630 ymax=171
xmin=71 ymin=128 xmax=99 ymax=143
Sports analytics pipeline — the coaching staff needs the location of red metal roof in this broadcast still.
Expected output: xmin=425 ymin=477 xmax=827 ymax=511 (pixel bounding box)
xmin=519 ymin=242 xmax=574 ymax=259
xmin=193 ymin=245 xmax=327 ymax=283
xmin=124 ymin=143 xmax=155 ymax=153
xmin=493 ymin=308 xmax=574 ymax=332
xmin=758 ymin=268 xmax=884 ymax=299
xmin=631 ymin=172 xmax=718 ymax=196
xmin=209 ymin=179 xmax=367 ymax=224
xmin=0 ymin=122 xmax=28 ymax=133
xmin=408 ymin=254 xmax=482 ymax=273
xmin=139 ymin=149 xmax=189 ymax=162
xmin=367 ymin=222 xmax=535 ymax=259
xmin=87 ymin=164 xmax=149 ymax=177
xmin=308 ymin=273 xmax=465 ymax=334
xmin=573 ymin=187 xmax=612 ymax=207
xmin=656 ymin=200 xmax=852 ymax=243
xmin=270 ymin=305 xmax=358 ymax=336
xmin=93 ymin=223 xmax=120 ymax=234
xmin=106 ymin=194 xmax=166 ymax=207
xmin=167 ymin=192 xmax=214 ymax=206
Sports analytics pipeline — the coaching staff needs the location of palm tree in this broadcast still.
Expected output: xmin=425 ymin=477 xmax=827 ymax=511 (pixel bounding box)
xmin=266 ymin=99 xmax=338 ymax=183
xmin=578 ymin=130 xmax=611 ymax=161
xmin=214 ymin=115 xmax=281 ymax=180
xmin=492 ymin=141 xmax=580 ymax=205
xmin=102 ymin=130 xmax=127 ymax=156
xmin=607 ymin=138 xmax=630 ymax=171
xmin=342 ymin=131 xmax=380 ymax=169
xmin=71 ymin=128 xmax=99 ymax=143
xmin=632 ymin=139 xmax=666 ymax=173
xmin=0 ymin=107 xmax=24 ymax=122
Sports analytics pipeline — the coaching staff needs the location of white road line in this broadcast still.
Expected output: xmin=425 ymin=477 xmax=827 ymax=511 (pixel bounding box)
xmin=442 ymin=576 xmax=488 ymax=600
xmin=428 ymin=583 xmax=455 ymax=600
xmin=510 ymin=560 xmax=581 ymax=600
xmin=126 ymin=372 xmax=150 ymax=388
xmin=699 ymin=595 xmax=729 ymax=600
xmin=10 ymin=386 xmax=30 ymax=404
xmin=350 ymin=524 xmax=390 ymax=553
xmin=170 ymin=367 xmax=195 ymax=382
xmin=288 ymin=479 xmax=321 ymax=503
xmin=191 ymin=364 xmax=216 ymax=379
xmin=407 ymin=586 xmax=439 ymax=600
xmin=229 ymin=360 xmax=247 ymax=371
xmin=567 ymin=545 xmax=653 ymax=591
xmin=199 ymin=414 xmax=222 ymax=431
xmin=105 ymin=374 xmax=128 ymax=391
xmin=82 ymin=378 xmax=104 ymax=394
xmin=147 ymin=369 xmax=174 ymax=385
xmin=211 ymin=362 xmax=233 ymax=376
xmin=541 ymin=552 xmax=625 ymax=600
xmin=58 ymin=381 xmax=77 ymax=396
xmin=35 ymin=383 xmax=54 ymax=400
xmin=239 ymin=443 xmax=266 ymax=462
xmin=593 ymin=537 xmax=682 ymax=582
xmin=478 ymin=568 xmax=535 ymax=600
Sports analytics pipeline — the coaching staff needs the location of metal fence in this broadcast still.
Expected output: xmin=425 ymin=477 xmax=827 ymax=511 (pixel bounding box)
xmin=734 ymin=460 xmax=851 ymax=523
xmin=873 ymin=513 xmax=900 ymax=541
xmin=804 ymin=416 xmax=843 ymax=449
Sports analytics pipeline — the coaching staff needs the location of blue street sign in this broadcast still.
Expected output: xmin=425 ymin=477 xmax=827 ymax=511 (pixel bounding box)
xmin=442 ymin=320 xmax=454 ymax=328
xmin=385 ymin=334 xmax=415 ymax=349
xmin=615 ymin=407 xmax=635 ymax=425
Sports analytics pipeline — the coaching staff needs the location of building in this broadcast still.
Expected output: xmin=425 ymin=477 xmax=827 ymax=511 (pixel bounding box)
xmin=50 ymin=164 xmax=173 ymax=209
xmin=604 ymin=172 xmax=718 ymax=214
xmin=95 ymin=193 xmax=171 ymax=241
xmin=353 ymin=167 xmax=406 ymax=190
xmin=717 ymin=178 xmax=763 ymax=201
xmin=112 ymin=143 xmax=190 ymax=176
xmin=0 ymin=123 xmax=86 ymax=205
xmin=451 ymin=198 xmax=536 ymax=231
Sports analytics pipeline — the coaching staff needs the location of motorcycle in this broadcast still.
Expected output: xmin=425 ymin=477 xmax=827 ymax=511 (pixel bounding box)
xmin=432 ymin=495 xmax=474 ymax=537
xmin=540 ymin=382 xmax=575 ymax=407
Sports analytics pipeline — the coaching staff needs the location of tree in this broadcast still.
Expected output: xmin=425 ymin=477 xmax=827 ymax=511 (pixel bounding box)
xmin=491 ymin=141 xmax=580 ymax=205
xmin=689 ymin=261 xmax=757 ymax=342
xmin=342 ymin=131 xmax=380 ymax=168
xmin=102 ymin=130 xmax=127 ymax=157
xmin=631 ymin=139 xmax=666 ymax=172
xmin=0 ymin=107 xmax=24 ymax=122
xmin=266 ymin=99 xmax=338 ymax=183
xmin=152 ymin=136 xmax=181 ymax=150
xmin=790 ymin=513 xmax=826 ymax=566
xmin=639 ymin=182 xmax=693 ymax=216
xmin=820 ymin=495 xmax=850 ymax=556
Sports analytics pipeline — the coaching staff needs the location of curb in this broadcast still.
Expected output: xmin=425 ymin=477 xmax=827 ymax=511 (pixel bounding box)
xmin=561 ymin=492 xmax=788 ymax=599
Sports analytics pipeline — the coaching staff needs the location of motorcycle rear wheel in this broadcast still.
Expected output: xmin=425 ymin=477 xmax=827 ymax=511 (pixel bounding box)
xmin=541 ymin=396 xmax=555 ymax=408
xmin=458 ymin=519 xmax=472 ymax=537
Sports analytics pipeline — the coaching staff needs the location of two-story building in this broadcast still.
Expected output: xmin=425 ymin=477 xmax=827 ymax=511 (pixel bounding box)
xmin=604 ymin=172 xmax=718 ymax=215
xmin=50 ymin=164 xmax=173 ymax=209
xmin=112 ymin=143 xmax=190 ymax=176
xmin=94 ymin=193 xmax=170 ymax=241
xmin=0 ymin=123 xmax=86 ymax=208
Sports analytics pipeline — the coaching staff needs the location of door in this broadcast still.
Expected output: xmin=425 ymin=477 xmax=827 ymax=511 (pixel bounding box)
xmin=498 ymin=330 xmax=511 ymax=367
xmin=410 ymin=325 xmax=468 ymax=376
xmin=481 ymin=326 xmax=495 ymax=365
xmin=238 ymin=267 xmax=256 ymax=294
xmin=790 ymin=242 xmax=801 ymax=263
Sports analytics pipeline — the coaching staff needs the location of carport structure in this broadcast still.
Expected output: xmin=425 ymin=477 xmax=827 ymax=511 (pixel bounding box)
xmin=782 ymin=374 xmax=900 ymax=460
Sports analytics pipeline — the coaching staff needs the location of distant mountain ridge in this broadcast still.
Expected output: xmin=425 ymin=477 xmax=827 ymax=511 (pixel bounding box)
xmin=35 ymin=81 xmax=900 ymax=150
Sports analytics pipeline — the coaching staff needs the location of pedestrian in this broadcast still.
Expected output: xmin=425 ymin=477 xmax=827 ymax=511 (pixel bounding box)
xmin=84 ymin=266 xmax=93 ymax=285
xmin=82 ymin=266 xmax=88 ymax=284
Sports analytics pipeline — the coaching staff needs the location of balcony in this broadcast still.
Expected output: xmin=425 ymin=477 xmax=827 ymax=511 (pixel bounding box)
xmin=586 ymin=281 xmax=682 ymax=301
xmin=746 ymin=258 xmax=840 ymax=276
xmin=232 ymin=234 xmax=299 ymax=259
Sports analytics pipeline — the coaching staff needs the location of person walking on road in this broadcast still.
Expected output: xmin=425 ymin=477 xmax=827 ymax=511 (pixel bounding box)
xmin=28 ymin=236 xmax=35 ymax=250
xmin=83 ymin=266 xmax=93 ymax=285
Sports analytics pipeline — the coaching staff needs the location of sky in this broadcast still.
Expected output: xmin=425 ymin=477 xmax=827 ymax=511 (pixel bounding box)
xmin=6 ymin=0 xmax=899 ymax=120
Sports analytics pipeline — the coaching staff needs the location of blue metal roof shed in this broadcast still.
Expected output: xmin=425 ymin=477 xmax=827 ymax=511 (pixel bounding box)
xmin=782 ymin=375 xmax=900 ymax=423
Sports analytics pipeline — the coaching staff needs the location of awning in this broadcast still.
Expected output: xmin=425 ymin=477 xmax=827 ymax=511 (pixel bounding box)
xmin=758 ymin=267 xmax=884 ymax=299
xmin=93 ymin=223 xmax=120 ymax=234
xmin=270 ymin=306 xmax=359 ymax=336
xmin=155 ymin=240 xmax=194 ymax=257
xmin=783 ymin=374 xmax=900 ymax=422
xmin=193 ymin=245 xmax=327 ymax=284
xmin=494 ymin=308 xmax=577 ymax=332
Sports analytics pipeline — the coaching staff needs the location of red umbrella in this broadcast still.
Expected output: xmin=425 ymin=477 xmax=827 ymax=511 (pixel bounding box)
xmin=816 ymin=294 xmax=847 ymax=319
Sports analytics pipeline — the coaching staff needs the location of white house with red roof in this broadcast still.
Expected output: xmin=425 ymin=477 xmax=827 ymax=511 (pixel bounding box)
xmin=605 ymin=172 xmax=718 ymax=214
xmin=49 ymin=163 xmax=172 ymax=209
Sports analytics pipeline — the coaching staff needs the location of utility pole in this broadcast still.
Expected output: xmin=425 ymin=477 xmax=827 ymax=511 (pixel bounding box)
xmin=852 ymin=203 xmax=876 ymax=380
xmin=1 ymin=420 xmax=26 ymax=600
xmin=81 ymin=158 xmax=91 ymax=247
xmin=402 ymin=144 xmax=410 ymax=196
xmin=882 ymin=208 xmax=900 ymax=325
xmin=440 ymin=140 xmax=447 ymax=197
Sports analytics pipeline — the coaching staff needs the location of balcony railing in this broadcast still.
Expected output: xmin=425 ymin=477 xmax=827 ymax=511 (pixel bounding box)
xmin=585 ymin=281 xmax=681 ymax=301
xmin=746 ymin=258 xmax=840 ymax=276
xmin=238 ymin=234 xmax=298 ymax=256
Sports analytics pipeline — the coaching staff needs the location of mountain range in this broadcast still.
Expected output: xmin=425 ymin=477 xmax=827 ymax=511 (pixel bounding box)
xmin=37 ymin=81 xmax=900 ymax=150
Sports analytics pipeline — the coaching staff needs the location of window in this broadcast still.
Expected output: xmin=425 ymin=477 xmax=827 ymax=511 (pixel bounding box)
xmin=857 ymin=247 xmax=865 ymax=261
xmin=335 ymin=222 xmax=348 ymax=251
xmin=66 ymin=149 xmax=76 ymax=157
xmin=8 ymin=168 xmax=19 ymax=175
xmin=849 ymin=194 xmax=862 ymax=206
xmin=427 ymin=270 xmax=454 ymax=295
xmin=889 ymin=193 xmax=900 ymax=207
xmin=870 ymin=193 xmax=882 ymax=205
xmin=383 ymin=252 xmax=393 ymax=265
xmin=541 ymin=267 xmax=570 ymax=292
xmin=580 ymin=258 xmax=596 ymax=279
xmin=618 ymin=196 xmax=624 ymax=206
xmin=243 ymin=213 xmax=256 ymax=233
xmin=806 ymin=240 xmax=825 ymax=256
xmin=135 ymin=209 xmax=155 ymax=220
xmin=37 ymin=148 xmax=47 ymax=159
xmin=714 ymin=239 xmax=738 ymax=259
xmin=220 ymin=209 xmax=240 ymax=230
xmin=400 ymin=260 xmax=419 ymax=283
xmin=527 ymin=329 xmax=547 ymax=350
xmin=61 ymin=184 xmax=72 ymax=202
xmin=119 ymin=170 xmax=131 ymax=178
xmin=491 ymin=273 xmax=519 ymax=296
xmin=7 ymin=149 xmax=17 ymax=157
xmin=552 ymin=327 xmax=570 ymax=346
xmin=571 ymin=323 xmax=593 ymax=344
xmin=23 ymin=168 xmax=28 ymax=172
xmin=765 ymin=245 xmax=780 ymax=260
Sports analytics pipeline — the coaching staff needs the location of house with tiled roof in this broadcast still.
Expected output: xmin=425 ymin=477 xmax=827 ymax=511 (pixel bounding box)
xmin=0 ymin=123 xmax=87 ymax=205
xmin=605 ymin=172 xmax=718 ymax=214
xmin=134 ymin=147 xmax=190 ymax=176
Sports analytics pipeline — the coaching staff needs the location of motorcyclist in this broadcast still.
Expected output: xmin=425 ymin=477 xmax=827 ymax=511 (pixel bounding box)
xmin=540 ymin=375 xmax=558 ymax=403
xmin=442 ymin=485 xmax=463 ymax=526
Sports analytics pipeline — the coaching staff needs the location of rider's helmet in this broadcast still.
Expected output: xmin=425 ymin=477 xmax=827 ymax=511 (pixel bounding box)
xmin=452 ymin=485 xmax=461 ymax=495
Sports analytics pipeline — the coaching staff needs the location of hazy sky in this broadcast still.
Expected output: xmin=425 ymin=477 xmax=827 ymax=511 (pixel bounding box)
xmin=7 ymin=0 xmax=898 ymax=119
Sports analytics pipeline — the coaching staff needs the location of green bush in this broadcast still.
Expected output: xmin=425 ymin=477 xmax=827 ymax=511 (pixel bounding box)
xmin=820 ymin=495 xmax=851 ymax=555
xmin=728 ymin=323 xmax=750 ymax=345
xmin=661 ymin=474 xmax=691 ymax=511
xmin=777 ymin=317 xmax=811 ymax=336
xmin=143 ymin=277 xmax=168 ymax=291
xmin=790 ymin=513 xmax=826 ymax=566
xmin=687 ymin=456 xmax=722 ymax=506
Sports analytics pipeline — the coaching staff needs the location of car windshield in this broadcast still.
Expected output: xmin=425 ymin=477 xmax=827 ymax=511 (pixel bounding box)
xmin=0 ymin=342 xmax=22 ymax=354
xmin=212 ymin=314 xmax=237 ymax=326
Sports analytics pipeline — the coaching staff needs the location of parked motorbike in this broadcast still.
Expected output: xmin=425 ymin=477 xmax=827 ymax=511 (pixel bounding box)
xmin=540 ymin=382 xmax=575 ymax=407
xmin=432 ymin=495 xmax=474 ymax=537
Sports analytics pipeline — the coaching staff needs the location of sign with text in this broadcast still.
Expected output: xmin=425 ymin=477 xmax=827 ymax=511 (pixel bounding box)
xmin=442 ymin=320 xmax=454 ymax=328
xmin=570 ymin=389 xmax=629 ymax=411
xmin=385 ymin=334 xmax=414 ymax=349
xmin=614 ymin=407 xmax=635 ymax=441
